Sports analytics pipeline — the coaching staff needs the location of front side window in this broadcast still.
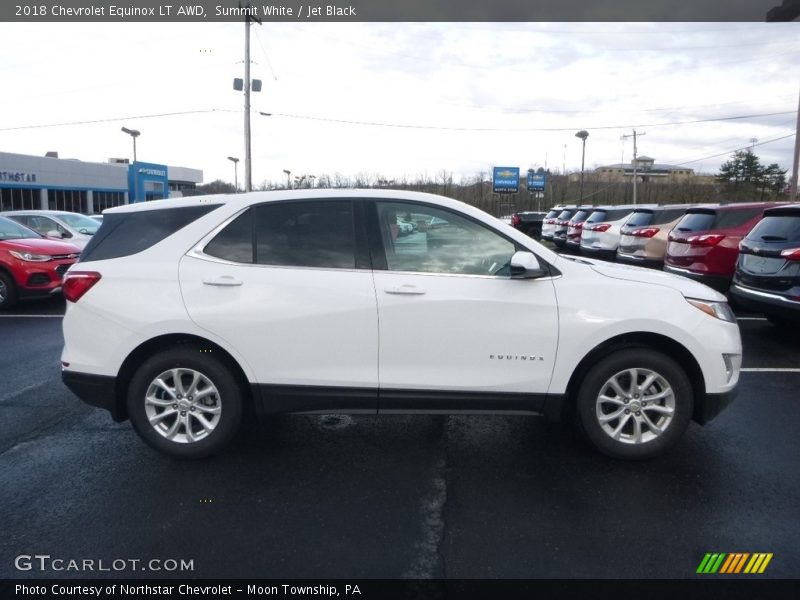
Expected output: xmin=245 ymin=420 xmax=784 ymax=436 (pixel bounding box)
xmin=375 ymin=201 xmax=516 ymax=276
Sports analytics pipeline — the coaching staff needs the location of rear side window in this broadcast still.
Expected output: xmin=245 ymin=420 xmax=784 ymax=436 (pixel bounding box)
xmin=255 ymin=201 xmax=355 ymax=269
xmin=203 ymin=201 xmax=356 ymax=269
xmin=624 ymin=211 xmax=655 ymax=228
xmin=746 ymin=215 xmax=800 ymax=243
xmin=204 ymin=209 xmax=254 ymax=263
xmin=80 ymin=204 xmax=221 ymax=262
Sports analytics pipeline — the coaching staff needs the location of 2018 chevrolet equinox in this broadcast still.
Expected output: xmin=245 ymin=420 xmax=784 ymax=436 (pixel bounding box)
xmin=61 ymin=190 xmax=741 ymax=460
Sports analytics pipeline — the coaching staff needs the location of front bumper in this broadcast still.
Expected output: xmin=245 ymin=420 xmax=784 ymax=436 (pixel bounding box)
xmin=62 ymin=370 xmax=125 ymax=421
xmin=695 ymin=387 xmax=738 ymax=425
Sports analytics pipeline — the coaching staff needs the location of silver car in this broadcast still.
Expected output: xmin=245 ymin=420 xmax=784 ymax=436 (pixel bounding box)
xmin=0 ymin=210 xmax=100 ymax=249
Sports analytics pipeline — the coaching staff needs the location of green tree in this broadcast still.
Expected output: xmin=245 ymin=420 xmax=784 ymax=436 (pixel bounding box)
xmin=717 ymin=150 xmax=763 ymax=190
xmin=760 ymin=163 xmax=787 ymax=198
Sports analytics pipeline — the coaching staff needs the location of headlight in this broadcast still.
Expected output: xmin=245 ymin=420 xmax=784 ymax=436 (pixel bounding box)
xmin=686 ymin=298 xmax=736 ymax=323
xmin=8 ymin=250 xmax=52 ymax=262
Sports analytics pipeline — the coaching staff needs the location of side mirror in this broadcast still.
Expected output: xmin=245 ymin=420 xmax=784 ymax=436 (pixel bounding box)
xmin=46 ymin=230 xmax=65 ymax=239
xmin=510 ymin=251 xmax=547 ymax=279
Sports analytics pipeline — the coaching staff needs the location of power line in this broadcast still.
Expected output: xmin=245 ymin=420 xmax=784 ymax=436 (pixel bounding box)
xmin=261 ymin=110 xmax=797 ymax=133
xmin=252 ymin=25 xmax=279 ymax=81
xmin=0 ymin=109 xmax=237 ymax=132
xmin=673 ymin=132 xmax=796 ymax=166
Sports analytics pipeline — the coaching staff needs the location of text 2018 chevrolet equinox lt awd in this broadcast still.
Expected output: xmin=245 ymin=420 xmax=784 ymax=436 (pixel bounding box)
xmin=61 ymin=191 xmax=741 ymax=460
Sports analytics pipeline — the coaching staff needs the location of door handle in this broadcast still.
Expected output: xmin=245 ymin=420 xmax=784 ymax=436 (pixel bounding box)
xmin=202 ymin=276 xmax=243 ymax=287
xmin=384 ymin=285 xmax=426 ymax=295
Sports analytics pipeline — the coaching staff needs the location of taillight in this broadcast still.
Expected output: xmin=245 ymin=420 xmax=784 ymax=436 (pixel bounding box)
xmin=511 ymin=214 xmax=520 ymax=227
xmin=632 ymin=227 xmax=659 ymax=238
xmin=687 ymin=234 xmax=724 ymax=247
xmin=63 ymin=271 xmax=101 ymax=303
xmin=780 ymin=247 xmax=800 ymax=261
xmin=588 ymin=224 xmax=611 ymax=232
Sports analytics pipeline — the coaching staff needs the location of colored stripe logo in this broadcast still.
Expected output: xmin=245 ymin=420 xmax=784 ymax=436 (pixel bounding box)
xmin=697 ymin=552 xmax=773 ymax=574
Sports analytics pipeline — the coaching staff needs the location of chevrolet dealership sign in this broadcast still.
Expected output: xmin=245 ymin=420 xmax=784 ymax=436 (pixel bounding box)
xmin=492 ymin=167 xmax=519 ymax=194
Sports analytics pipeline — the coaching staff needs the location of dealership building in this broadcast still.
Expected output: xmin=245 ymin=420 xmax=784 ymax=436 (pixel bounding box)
xmin=0 ymin=151 xmax=203 ymax=214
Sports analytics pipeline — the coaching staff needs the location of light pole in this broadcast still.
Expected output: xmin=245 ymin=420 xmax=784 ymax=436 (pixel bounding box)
xmin=283 ymin=169 xmax=292 ymax=189
xmin=121 ymin=127 xmax=140 ymax=163
xmin=575 ymin=130 xmax=589 ymax=203
xmin=227 ymin=157 xmax=240 ymax=192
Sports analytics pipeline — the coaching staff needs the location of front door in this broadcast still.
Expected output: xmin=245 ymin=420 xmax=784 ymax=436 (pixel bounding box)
xmin=369 ymin=200 xmax=559 ymax=412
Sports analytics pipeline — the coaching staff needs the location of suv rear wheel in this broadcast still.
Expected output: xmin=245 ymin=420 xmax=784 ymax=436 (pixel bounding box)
xmin=127 ymin=347 xmax=243 ymax=459
xmin=577 ymin=349 xmax=693 ymax=460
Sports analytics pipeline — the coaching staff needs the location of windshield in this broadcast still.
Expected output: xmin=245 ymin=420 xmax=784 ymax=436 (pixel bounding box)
xmin=0 ymin=216 xmax=42 ymax=241
xmin=56 ymin=213 xmax=100 ymax=235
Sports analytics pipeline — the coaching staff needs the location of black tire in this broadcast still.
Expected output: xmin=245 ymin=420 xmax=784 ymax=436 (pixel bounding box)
xmin=576 ymin=348 xmax=693 ymax=460
xmin=126 ymin=346 xmax=243 ymax=459
xmin=0 ymin=271 xmax=18 ymax=309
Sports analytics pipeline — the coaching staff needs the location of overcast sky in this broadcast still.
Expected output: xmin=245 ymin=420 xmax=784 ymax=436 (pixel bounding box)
xmin=0 ymin=22 xmax=797 ymax=186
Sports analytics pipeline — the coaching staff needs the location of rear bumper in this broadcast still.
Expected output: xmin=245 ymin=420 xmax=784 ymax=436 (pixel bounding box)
xmin=663 ymin=264 xmax=731 ymax=293
xmin=616 ymin=252 xmax=663 ymax=269
xmin=729 ymin=284 xmax=800 ymax=321
xmin=695 ymin=387 xmax=738 ymax=425
xmin=581 ymin=246 xmax=617 ymax=260
xmin=62 ymin=370 xmax=125 ymax=421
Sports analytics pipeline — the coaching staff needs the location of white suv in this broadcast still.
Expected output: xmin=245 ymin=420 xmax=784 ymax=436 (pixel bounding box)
xmin=61 ymin=190 xmax=741 ymax=460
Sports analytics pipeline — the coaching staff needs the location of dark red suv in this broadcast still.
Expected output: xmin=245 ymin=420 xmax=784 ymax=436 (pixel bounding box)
xmin=0 ymin=216 xmax=81 ymax=309
xmin=663 ymin=202 xmax=784 ymax=292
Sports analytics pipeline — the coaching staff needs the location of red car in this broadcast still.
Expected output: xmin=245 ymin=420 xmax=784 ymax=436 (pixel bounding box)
xmin=0 ymin=216 xmax=81 ymax=309
xmin=663 ymin=202 xmax=784 ymax=292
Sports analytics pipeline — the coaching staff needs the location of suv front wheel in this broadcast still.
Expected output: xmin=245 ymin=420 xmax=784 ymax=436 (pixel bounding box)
xmin=577 ymin=349 xmax=693 ymax=460
xmin=127 ymin=347 xmax=243 ymax=459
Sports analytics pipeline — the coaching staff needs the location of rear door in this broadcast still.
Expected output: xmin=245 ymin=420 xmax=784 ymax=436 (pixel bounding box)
xmin=368 ymin=199 xmax=559 ymax=411
xmin=179 ymin=199 xmax=379 ymax=413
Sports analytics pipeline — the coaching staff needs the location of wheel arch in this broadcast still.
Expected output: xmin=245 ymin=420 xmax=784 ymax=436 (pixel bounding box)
xmin=113 ymin=333 xmax=258 ymax=422
xmin=556 ymin=332 xmax=706 ymax=424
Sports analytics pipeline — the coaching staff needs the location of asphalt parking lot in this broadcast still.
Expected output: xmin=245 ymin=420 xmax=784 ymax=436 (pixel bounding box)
xmin=1 ymin=296 xmax=798 ymax=580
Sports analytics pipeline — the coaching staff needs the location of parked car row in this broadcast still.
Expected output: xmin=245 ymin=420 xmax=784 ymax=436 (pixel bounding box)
xmin=514 ymin=201 xmax=800 ymax=324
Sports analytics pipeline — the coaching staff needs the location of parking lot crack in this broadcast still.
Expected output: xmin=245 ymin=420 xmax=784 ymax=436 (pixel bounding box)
xmin=402 ymin=416 xmax=451 ymax=580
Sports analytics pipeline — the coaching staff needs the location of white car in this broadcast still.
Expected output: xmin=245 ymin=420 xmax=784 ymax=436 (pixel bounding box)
xmin=579 ymin=205 xmax=648 ymax=259
xmin=1 ymin=210 xmax=100 ymax=249
xmin=61 ymin=190 xmax=741 ymax=460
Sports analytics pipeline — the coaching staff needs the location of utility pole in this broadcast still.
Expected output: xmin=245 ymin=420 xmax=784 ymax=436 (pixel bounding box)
xmin=622 ymin=129 xmax=646 ymax=205
xmin=791 ymin=84 xmax=800 ymax=202
xmin=243 ymin=6 xmax=262 ymax=192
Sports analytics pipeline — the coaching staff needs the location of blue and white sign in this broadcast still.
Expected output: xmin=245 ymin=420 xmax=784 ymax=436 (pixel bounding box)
xmin=493 ymin=167 xmax=519 ymax=194
xmin=527 ymin=172 xmax=546 ymax=191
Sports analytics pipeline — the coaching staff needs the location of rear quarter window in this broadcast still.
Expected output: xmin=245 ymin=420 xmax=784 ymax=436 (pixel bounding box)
xmin=79 ymin=204 xmax=221 ymax=262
